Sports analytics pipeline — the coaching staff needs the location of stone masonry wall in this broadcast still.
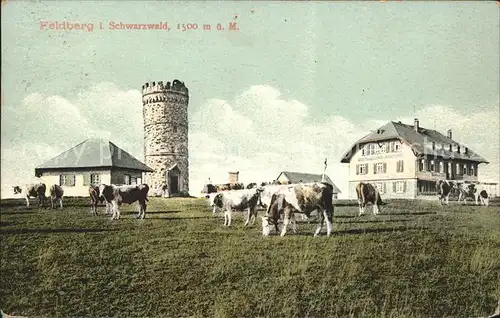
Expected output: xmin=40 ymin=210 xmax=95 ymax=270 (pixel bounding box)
xmin=142 ymin=80 xmax=189 ymax=193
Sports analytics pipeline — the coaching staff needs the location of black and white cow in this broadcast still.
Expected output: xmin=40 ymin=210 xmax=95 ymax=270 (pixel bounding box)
xmin=49 ymin=184 xmax=64 ymax=209
xmin=261 ymin=182 xmax=334 ymax=237
xmin=436 ymin=179 xmax=458 ymax=205
xmin=211 ymin=188 xmax=263 ymax=227
xmin=457 ymin=183 xmax=490 ymax=206
xmin=12 ymin=183 xmax=46 ymax=208
xmin=356 ymin=182 xmax=384 ymax=215
xmin=99 ymin=184 xmax=150 ymax=219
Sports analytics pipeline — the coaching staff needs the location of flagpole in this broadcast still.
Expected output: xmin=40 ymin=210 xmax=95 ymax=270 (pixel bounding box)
xmin=322 ymin=158 xmax=327 ymax=182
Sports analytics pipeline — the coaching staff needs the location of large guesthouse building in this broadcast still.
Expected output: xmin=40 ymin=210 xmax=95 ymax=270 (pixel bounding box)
xmin=340 ymin=119 xmax=490 ymax=199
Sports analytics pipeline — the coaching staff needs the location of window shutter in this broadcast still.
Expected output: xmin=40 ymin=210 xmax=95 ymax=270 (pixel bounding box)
xmin=83 ymin=173 xmax=90 ymax=186
xmin=401 ymin=160 xmax=404 ymax=172
xmin=356 ymin=164 xmax=359 ymax=175
xmin=403 ymin=181 xmax=406 ymax=193
xmin=373 ymin=163 xmax=377 ymax=174
xmin=393 ymin=182 xmax=396 ymax=193
xmin=383 ymin=182 xmax=386 ymax=193
xmin=383 ymin=163 xmax=387 ymax=173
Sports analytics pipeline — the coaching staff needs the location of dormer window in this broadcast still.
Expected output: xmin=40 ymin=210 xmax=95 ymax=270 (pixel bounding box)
xmin=432 ymin=142 xmax=435 ymax=150
xmin=457 ymin=145 xmax=461 ymax=154
xmin=465 ymin=147 xmax=468 ymax=154
xmin=449 ymin=144 xmax=452 ymax=151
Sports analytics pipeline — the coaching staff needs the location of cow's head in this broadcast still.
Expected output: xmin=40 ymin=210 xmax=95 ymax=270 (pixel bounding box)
xmin=467 ymin=184 xmax=477 ymax=194
xmin=12 ymin=186 xmax=22 ymax=194
xmin=213 ymin=193 xmax=223 ymax=208
xmin=260 ymin=216 xmax=271 ymax=236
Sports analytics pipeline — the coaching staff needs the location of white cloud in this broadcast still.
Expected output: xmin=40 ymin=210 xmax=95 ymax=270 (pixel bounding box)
xmin=2 ymin=83 xmax=498 ymax=199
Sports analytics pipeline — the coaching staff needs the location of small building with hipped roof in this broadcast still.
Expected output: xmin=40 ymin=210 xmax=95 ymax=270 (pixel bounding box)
xmin=34 ymin=138 xmax=154 ymax=197
xmin=275 ymin=171 xmax=342 ymax=199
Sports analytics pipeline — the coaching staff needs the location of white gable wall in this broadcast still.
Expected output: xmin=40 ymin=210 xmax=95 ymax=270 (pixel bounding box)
xmin=348 ymin=140 xmax=418 ymax=199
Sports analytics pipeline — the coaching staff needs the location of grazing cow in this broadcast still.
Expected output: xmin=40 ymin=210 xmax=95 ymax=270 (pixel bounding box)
xmin=261 ymin=182 xmax=334 ymax=237
xmin=12 ymin=183 xmax=46 ymax=208
xmin=457 ymin=183 xmax=490 ymax=206
xmin=100 ymin=184 xmax=150 ymax=220
xmin=49 ymin=184 xmax=64 ymax=209
xmin=260 ymin=193 xmax=297 ymax=236
xmin=356 ymin=182 xmax=384 ymax=215
xmin=211 ymin=188 xmax=263 ymax=227
xmin=436 ymin=179 xmax=458 ymax=205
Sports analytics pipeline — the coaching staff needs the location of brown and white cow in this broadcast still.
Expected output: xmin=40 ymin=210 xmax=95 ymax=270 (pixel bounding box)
xmin=436 ymin=179 xmax=458 ymax=205
xmin=260 ymin=192 xmax=297 ymax=236
xmin=12 ymin=183 xmax=46 ymax=208
xmin=49 ymin=184 xmax=64 ymax=209
xmin=211 ymin=187 xmax=263 ymax=226
xmin=457 ymin=183 xmax=490 ymax=206
xmin=261 ymin=182 xmax=334 ymax=237
xmin=89 ymin=185 xmax=112 ymax=216
xmin=99 ymin=184 xmax=150 ymax=219
xmin=356 ymin=182 xmax=384 ymax=215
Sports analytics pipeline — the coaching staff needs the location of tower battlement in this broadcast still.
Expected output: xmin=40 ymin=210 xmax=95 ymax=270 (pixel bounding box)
xmin=142 ymin=79 xmax=189 ymax=96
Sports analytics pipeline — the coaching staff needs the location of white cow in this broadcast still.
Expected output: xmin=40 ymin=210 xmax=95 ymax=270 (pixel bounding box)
xmin=100 ymin=184 xmax=150 ymax=219
xmin=457 ymin=183 xmax=490 ymax=206
xmin=211 ymin=188 xmax=263 ymax=227
xmin=261 ymin=182 xmax=334 ymax=237
xmin=49 ymin=184 xmax=64 ymax=209
xmin=12 ymin=183 xmax=46 ymax=208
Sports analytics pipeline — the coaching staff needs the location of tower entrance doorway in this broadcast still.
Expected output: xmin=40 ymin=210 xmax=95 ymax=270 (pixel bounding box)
xmin=166 ymin=164 xmax=182 ymax=196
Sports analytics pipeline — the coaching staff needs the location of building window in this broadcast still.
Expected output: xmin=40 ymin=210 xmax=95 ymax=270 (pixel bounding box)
xmin=60 ymin=174 xmax=75 ymax=187
xmin=473 ymin=164 xmax=477 ymax=176
xmin=429 ymin=160 xmax=435 ymax=172
xmin=396 ymin=160 xmax=404 ymax=173
xmin=375 ymin=182 xmax=386 ymax=194
xmin=463 ymin=164 xmax=468 ymax=176
xmin=91 ymin=174 xmax=100 ymax=185
xmin=419 ymin=159 xmax=425 ymax=172
xmin=124 ymin=174 xmax=131 ymax=185
xmin=394 ymin=181 xmax=406 ymax=193
xmin=394 ymin=142 xmax=401 ymax=152
xmin=356 ymin=164 xmax=368 ymax=175
xmin=173 ymin=125 xmax=178 ymax=133
xmin=456 ymin=163 xmax=460 ymax=175
xmin=373 ymin=162 xmax=387 ymax=174
xmin=361 ymin=146 xmax=366 ymax=156
xmin=380 ymin=143 xmax=387 ymax=154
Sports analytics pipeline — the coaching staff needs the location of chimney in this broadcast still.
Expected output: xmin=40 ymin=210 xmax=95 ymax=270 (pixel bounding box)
xmin=228 ymin=171 xmax=239 ymax=184
xmin=414 ymin=118 xmax=419 ymax=132
xmin=447 ymin=129 xmax=452 ymax=139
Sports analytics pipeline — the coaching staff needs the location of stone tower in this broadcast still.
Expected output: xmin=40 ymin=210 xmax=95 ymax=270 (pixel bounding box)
xmin=142 ymin=79 xmax=189 ymax=195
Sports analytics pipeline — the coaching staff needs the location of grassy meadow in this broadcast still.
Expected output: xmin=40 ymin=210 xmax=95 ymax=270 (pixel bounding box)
xmin=1 ymin=196 xmax=499 ymax=317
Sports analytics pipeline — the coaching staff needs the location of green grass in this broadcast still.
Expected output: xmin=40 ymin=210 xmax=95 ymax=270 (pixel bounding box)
xmin=1 ymin=197 xmax=499 ymax=317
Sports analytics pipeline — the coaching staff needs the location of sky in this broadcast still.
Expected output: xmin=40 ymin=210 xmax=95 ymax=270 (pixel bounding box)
xmin=1 ymin=1 xmax=499 ymax=198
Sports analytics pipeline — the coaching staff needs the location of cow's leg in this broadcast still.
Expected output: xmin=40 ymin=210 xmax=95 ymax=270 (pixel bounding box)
xmin=358 ymin=199 xmax=363 ymax=216
xmin=373 ymin=203 xmax=379 ymax=215
xmin=280 ymin=208 xmax=291 ymax=237
xmin=212 ymin=205 xmax=217 ymax=214
xmin=59 ymin=198 xmax=63 ymax=209
xmin=25 ymin=195 xmax=30 ymax=208
xmin=314 ymin=210 xmax=325 ymax=237
xmin=323 ymin=208 xmax=333 ymax=237
xmin=244 ymin=207 xmax=251 ymax=226
xmin=291 ymin=214 xmax=298 ymax=234
xmin=475 ymin=194 xmax=479 ymax=206
xmin=227 ymin=207 xmax=233 ymax=226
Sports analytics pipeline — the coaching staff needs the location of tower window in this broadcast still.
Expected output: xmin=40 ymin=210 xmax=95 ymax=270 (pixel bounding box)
xmin=173 ymin=126 xmax=178 ymax=133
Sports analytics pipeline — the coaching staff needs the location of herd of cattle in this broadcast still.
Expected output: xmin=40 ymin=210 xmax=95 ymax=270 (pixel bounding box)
xmin=9 ymin=179 xmax=492 ymax=237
